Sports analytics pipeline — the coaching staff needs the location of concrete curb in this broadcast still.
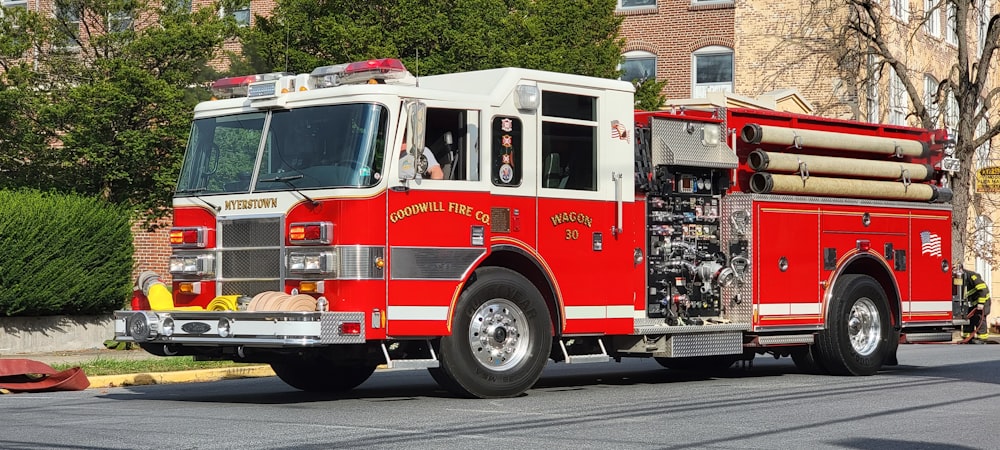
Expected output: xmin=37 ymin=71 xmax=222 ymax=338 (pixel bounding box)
xmin=87 ymin=365 xmax=276 ymax=389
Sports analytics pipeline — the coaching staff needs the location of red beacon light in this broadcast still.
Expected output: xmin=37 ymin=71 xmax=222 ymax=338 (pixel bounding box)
xmin=309 ymin=58 xmax=413 ymax=88
xmin=210 ymin=72 xmax=289 ymax=99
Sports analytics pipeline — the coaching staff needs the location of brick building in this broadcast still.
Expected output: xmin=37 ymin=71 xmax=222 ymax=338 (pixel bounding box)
xmin=620 ymin=0 xmax=1000 ymax=328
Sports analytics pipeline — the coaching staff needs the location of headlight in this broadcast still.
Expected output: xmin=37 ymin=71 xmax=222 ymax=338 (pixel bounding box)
xmin=287 ymin=250 xmax=338 ymax=276
xmin=170 ymin=253 xmax=215 ymax=276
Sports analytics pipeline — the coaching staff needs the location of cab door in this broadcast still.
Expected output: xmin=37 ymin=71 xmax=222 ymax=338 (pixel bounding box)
xmin=534 ymin=87 xmax=635 ymax=335
xmin=385 ymin=103 xmax=491 ymax=337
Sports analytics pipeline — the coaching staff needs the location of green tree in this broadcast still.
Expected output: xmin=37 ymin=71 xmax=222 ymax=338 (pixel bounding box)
xmin=241 ymin=0 xmax=624 ymax=78
xmin=0 ymin=0 xmax=236 ymax=224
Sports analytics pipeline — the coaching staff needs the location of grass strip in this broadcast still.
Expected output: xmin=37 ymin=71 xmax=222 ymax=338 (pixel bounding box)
xmin=51 ymin=356 xmax=252 ymax=376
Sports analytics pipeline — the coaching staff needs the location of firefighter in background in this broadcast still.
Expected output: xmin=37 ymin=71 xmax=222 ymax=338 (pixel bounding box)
xmin=961 ymin=268 xmax=992 ymax=344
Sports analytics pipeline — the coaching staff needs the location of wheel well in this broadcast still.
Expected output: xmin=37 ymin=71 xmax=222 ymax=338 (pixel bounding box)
xmin=480 ymin=246 xmax=561 ymax=335
xmin=834 ymin=255 xmax=901 ymax=329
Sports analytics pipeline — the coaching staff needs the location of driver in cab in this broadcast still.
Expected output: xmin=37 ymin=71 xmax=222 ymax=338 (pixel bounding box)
xmin=400 ymin=140 xmax=444 ymax=180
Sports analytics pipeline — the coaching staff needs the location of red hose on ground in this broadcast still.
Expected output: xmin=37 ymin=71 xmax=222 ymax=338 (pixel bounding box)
xmin=0 ymin=359 xmax=90 ymax=393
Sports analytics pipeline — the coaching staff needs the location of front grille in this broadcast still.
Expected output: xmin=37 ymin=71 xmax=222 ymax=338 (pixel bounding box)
xmin=218 ymin=217 xmax=282 ymax=296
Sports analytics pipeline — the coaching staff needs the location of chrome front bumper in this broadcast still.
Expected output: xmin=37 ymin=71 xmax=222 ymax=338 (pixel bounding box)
xmin=113 ymin=310 xmax=366 ymax=346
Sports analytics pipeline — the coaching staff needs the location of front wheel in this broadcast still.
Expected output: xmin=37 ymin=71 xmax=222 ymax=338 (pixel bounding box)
xmin=270 ymin=361 xmax=376 ymax=392
xmin=431 ymin=267 xmax=552 ymax=398
xmin=814 ymin=274 xmax=891 ymax=375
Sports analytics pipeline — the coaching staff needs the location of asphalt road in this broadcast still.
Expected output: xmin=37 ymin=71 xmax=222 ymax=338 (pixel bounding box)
xmin=3 ymin=344 xmax=998 ymax=450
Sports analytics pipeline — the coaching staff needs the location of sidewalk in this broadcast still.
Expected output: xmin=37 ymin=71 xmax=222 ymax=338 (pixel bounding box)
xmin=0 ymin=347 xmax=275 ymax=390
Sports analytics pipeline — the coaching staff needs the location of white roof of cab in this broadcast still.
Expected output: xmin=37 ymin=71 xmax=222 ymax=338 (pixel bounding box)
xmin=417 ymin=67 xmax=634 ymax=106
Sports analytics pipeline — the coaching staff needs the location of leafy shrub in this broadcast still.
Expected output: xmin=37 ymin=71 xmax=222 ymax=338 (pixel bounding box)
xmin=0 ymin=190 xmax=134 ymax=316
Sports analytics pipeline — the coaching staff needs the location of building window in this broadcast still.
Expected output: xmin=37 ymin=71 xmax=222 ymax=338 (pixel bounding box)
xmin=866 ymin=54 xmax=881 ymax=123
xmin=976 ymin=118 xmax=990 ymax=169
xmin=924 ymin=0 xmax=940 ymax=36
xmin=56 ymin=3 xmax=81 ymax=48
xmin=946 ymin=2 xmax=958 ymax=45
xmin=978 ymin=0 xmax=989 ymax=52
xmin=617 ymin=0 xmax=656 ymax=9
xmin=692 ymin=46 xmax=733 ymax=97
xmin=621 ymin=50 xmax=656 ymax=82
xmin=975 ymin=215 xmax=993 ymax=287
xmin=924 ymin=75 xmax=939 ymax=124
xmin=891 ymin=0 xmax=909 ymax=21
xmin=164 ymin=0 xmax=192 ymax=12
xmin=888 ymin=66 xmax=907 ymax=125
xmin=108 ymin=10 xmax=133 ymax=33
xmin=1 ymin=0 xmax=26 ymax=9
xmin=221 ymin=2 xmax=251 ymax=27
xmin=945 ymin=91 xmax=959 ymax=135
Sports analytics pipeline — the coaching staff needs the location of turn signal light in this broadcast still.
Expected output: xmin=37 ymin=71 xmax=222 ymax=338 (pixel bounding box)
xmin=289 ymin=222 xmax=332 ymax=244
xmin=169 ymin=227 xmax=208 ymax=248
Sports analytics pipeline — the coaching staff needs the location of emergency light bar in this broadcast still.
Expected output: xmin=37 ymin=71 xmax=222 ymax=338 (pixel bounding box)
xmin=210 ymin=72 xmax=289 ymax=99
xmin=310 ymin=58 xmax=412 ymax=88
xmin=209 ymin=58 xmax=413 ymax=100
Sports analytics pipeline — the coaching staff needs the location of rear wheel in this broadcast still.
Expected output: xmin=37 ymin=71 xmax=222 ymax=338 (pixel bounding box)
xmin=814 ymin=275 xmax=891 ymax=375
xmin=431 ymin=267 xmax=552 ymax=398
xmin=270 ymin=361 xmax=376 ymax=392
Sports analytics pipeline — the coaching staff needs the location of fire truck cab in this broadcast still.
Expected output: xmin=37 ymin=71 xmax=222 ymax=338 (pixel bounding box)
xmin=116 ymin=59 xmax=963 ymax=398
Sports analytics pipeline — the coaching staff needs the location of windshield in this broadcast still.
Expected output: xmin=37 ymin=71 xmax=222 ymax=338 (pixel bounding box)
xmin=176 ymin=104 xmax=388 ymax=195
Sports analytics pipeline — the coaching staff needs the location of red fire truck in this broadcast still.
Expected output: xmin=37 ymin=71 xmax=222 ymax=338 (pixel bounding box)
xmin=116 ymin=58 xmax=964 ymax=398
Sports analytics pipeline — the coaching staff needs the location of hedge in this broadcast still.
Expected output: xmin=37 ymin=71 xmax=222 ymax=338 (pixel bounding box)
xmin=0 ymin=190 xmax=134 ymax=316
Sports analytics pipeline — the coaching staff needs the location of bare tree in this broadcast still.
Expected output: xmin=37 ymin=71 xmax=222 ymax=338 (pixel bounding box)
xmin=764 ymin=0 xmax=1000 ymax=267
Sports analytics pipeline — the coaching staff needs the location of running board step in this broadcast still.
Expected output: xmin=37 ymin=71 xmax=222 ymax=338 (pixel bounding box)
xmin=901 ymin=332 xmax=955 ymax=343
xmin=380 ymin=342 xmax=440 ymax=369
xmin=559 ymin=338 xmax=610 ymax=364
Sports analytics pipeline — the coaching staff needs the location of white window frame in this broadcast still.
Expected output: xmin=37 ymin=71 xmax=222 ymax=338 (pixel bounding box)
xmin=924 ymin=0 xmax=941 ymax=36
xmin=888 ymin=67 xmax=908 ymax=125
xmin=946 ymin=1 xmax=959 ymax=45
xmin=924 ymin=75 xmax=939 ymax=124
xmin=108 ymin=10 xmax=133 ymax=33
xmin=976 ymin=118 xmax=991 ymax=169
xmin=620 ymin=50 xmax=656 ymax=82
xmin=866 ymin=54 xmax=881 ymax=123
xmin=945 ymin=91 xmax=959 ymax=134
xmin=617 ymin=0 xmax=657 ymax=9
xmin=691 ymin=46 xmax=734 ymax=97
xmin=975 ymin=215 xmax=993 ymax=287
xmin=220 ymin=2 xmax=251 ymax=27
xmin=978 ymin=0 xmax=990 ymax=52
xmin=56 ymin=3 xmax=81 ymax=49
xmin=891 ymin=0 xmax=910 ymax=20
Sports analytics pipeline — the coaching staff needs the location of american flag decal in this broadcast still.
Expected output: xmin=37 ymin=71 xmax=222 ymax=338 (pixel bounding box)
xmin=920 ymin=231 xmax=942 ymax=257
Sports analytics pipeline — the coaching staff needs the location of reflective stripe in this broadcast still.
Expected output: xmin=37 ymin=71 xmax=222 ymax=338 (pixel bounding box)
xmin=758 ymin=303 xmax=822 ymax=316
xmin=565 ymin=305 xmax=634 ymax=320
xmin=386 ymin=306 xmax=449 ymax=321
xmin=905 ymin=301 xmax=954 ymax=312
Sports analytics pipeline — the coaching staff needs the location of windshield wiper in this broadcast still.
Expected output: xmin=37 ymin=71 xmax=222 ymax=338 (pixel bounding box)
xmin=175 ymin=188 xmax=220 ymax=212
xmin=258 ymin=174 xmax=318 ymax=206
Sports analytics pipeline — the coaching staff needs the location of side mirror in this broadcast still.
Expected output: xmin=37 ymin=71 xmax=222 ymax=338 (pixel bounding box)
xmin=401 ymin=101 xmax=427 ymax=180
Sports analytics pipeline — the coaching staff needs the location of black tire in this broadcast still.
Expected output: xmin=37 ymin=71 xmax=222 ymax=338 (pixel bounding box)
xmin=791 ymin=345 xmax=828 ymax=374
xmin=814 ymin=274 xmax=891 ymax=375
xmin=654 ymin=355 xmax=738 ymax=372
xmin=270 ymin=361 xmax=377 ymax=392
xmin=432 ymin=267 xmax=552 ymax=398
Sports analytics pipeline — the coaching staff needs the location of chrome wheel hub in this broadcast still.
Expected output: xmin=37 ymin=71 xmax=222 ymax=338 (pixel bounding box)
xmin=848 ymin=297 xmax=880 ymax=356
xmin=468 ymin=298 xmax=529 ymax=371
